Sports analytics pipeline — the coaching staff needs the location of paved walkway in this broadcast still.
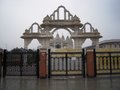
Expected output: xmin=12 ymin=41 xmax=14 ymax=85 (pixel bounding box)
xmin=0 ymin=76 xmax=120 ymax=90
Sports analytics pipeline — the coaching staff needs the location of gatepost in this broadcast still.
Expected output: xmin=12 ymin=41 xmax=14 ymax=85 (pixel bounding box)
xmin=0 ymin=52 xmax=2 ymax=77
xmin=86 ymin=49 xmax=96 ymax=77
xmin=39 ymin=48 xmax=47 ymax=78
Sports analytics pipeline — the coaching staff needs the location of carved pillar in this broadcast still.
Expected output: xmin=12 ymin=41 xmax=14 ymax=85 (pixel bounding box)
xmin=53 ymin=14 xmax=55 ymax=20
xmin=91 ymin=38 xmax=99 ymax=48
xmin=79 ymin=38 xmax=86 ymax=48
xmin=38 ymin=38 xmax=51 ymax=49
xmin=74 ymin=39 xmax=81 ymax=49
xmin=73 ymin=38 xmax=86 ymax=49
xmin=45 ymin=39 xmax=50 ymax=48
xmin=57 ymin=11 xmax=59 ymax=20
xmin=38 ymin=39 xmax=43 ymax=48
xmin=64 ymin=10 xmax=66 ymax=20
xmin=68 ymin=13 xmax=70 ymax=20
xmin=24 ymin=39 xmax=32 ymax=49
xmin=74 ymin=39 xmax=78 ymax=48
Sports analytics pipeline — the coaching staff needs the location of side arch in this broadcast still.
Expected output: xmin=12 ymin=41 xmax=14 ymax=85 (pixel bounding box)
xmin=29 ymin=22 xmax=41 ymax=33
xmin=82 ymin=22 xmax=94 ymax=32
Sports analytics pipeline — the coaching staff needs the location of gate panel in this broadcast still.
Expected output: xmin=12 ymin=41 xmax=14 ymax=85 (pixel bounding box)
xmin=51 ymin=54 xmax=66 ymax=75
xmin=49 ymin=51 xmax=83 ymax=77
xmin=6 ymin=52 xmax=21 ymax=76
xmin=67 ymin=53 xmax=83 ymax=75
xmin=5 ymin=50 xmax=38 ymax=76
xmin=96 ymin=51 xmax=120 ymax=75
xmin=0 ymin=52 xmax=2 ymax=77
xmin=22 ymin=52 xmax=37 ymax=76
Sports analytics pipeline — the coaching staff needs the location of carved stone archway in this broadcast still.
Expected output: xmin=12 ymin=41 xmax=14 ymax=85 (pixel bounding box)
xmin=21 ymin=5 xmax=102 ymax=49
xmin=71 ymin=22 xmax=102 ymax=48
xmin=21 ymin=22 xmax=53 ymax=49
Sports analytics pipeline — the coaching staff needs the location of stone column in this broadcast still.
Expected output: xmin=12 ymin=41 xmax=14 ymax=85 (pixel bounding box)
xmin=38 ymin=39 xmax=44 ymax=48
xmin=45 ymin=39 xmax=51 ymax=49
xmin=91 ymin=38 xmax=99 ymax=45
xmin=79 ymin=38 xmax=86 ymax=48
xmin=91 ymin=38 xmax=99 ymax=48
xmin=57 ymin=11 xmax=59 ymax=20
xmin=74 ymin=39 xmax=79 ymax=49
xmin=74 ymin=38 xmax=85 ymax=49
xmin=68 ymin=13 xmax=70 ymax=20
xmin=64 ymin=10 xmax=66 ymax=20
xmin=24 ymin=39 xmax=32 ymax=49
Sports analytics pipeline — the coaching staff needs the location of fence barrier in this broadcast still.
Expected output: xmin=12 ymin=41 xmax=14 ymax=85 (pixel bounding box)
xmin=48 ymin=49 xmax=85 ymax=78
xmin=3 ymin=50 xmax=39 ymax=77
xmin=0 ymin=52 xmax=2 ymax=77
xmin=95 ymin=51 xmax=120 ymax=75
xmin=1 ymin=48 xmax=120 ymax=78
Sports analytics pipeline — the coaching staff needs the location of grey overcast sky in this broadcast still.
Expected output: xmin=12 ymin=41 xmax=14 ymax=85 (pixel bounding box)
xmin=0 ymin=0 xmax=120 ymax=50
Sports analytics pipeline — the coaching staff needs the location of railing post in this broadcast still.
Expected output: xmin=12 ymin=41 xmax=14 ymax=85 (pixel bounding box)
xmin=37 ymin=49 xmax=39 ymax=78
xmin=82 ymin=49 xmax=85 ymax=78
xmin=3 ymin=50 xmax=7 ymax=78
xmin=109 ymin=52 xmax=112 ymax=75
xmin=0 ymin=52 xmax=2 ymax=78
xmin=48 ymin=49 xmax=51 ymax=78
xmin=93 ymin=49 xmax=97 ymax=77
xmin=65 ymin=53 xmax=68 ymax=77
xmin=20 ymin=53 xmax=23 ymax=76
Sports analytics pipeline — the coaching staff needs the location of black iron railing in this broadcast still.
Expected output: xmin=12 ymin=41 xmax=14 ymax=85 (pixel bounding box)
xmin=0 ymin=52 xmax=2 ymax=77
xmin=3 ymin=50 xmax=39 ymax=77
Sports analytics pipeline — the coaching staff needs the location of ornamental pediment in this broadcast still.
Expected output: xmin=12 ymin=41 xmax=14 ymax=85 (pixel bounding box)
xmin=43 ymin=5 xmax=80 ymax=21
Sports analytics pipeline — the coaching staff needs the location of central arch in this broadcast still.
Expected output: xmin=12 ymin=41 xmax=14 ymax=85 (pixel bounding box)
xmin=21 ymin=5 xmax=102 ymax=49
xmin=51 ymin=28 xmax=73 ymax=35
xmin=53 ymin=28 xmax=71 ymax=38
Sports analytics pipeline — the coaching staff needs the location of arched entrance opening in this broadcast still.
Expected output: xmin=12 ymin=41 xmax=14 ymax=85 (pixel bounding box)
xmin=53 ymin=29 xmax=71 ymax=38
xmin=32 ymin=24 xmax=39 ymax=33
xmin=59 ymin=7 xmax=64 ymax=20
xmin=85 ymin=24 xmax=92 ymax=32
xmin=50 ymin=28 xmax=73 ymax=49
xmin=82 ymin=39 xmax=92 ymax=48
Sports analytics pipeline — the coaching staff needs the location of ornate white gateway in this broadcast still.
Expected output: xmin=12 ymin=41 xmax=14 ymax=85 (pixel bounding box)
xmin=21 ymin=5 xmax=102 ymax=49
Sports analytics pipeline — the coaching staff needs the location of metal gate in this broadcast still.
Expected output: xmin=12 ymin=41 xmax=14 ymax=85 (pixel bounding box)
xmin=95 ymin=51 xmax=120 ymax=75
xmin=3 ymin=50 xmax=39 ymax=77
xmin=0 ymin=52 xmax=2 ymax=77
xmin=48 ymin=49 xmax=85 ymax=78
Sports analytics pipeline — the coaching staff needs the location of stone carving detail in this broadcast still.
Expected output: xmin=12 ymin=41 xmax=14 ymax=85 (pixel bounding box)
xmin=50 ymin=34 xmax=73 ymax=49
xmin=21 ymin=6 xmax=102 ymax=49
